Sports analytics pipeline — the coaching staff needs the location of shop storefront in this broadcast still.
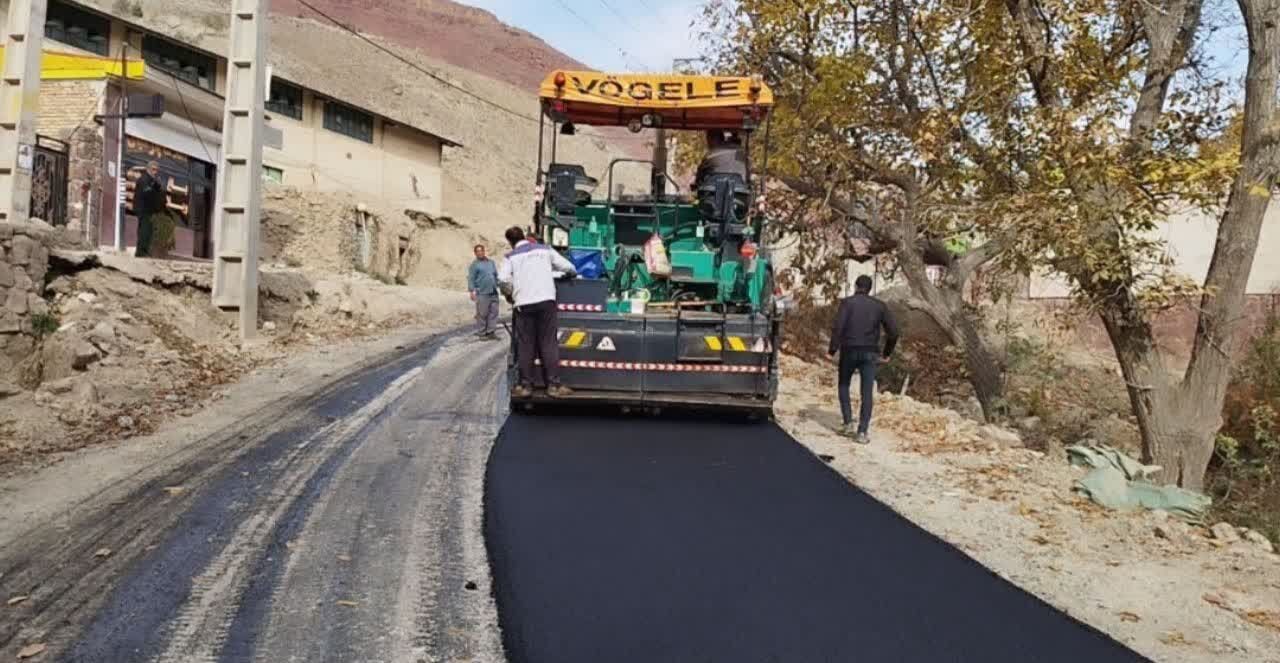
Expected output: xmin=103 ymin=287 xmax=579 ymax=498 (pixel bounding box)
xmin=99 ymin=106 xmax=222 ymax=259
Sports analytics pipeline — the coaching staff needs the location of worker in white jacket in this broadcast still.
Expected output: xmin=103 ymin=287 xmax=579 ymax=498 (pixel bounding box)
xmin=498 ymin=226 xmax=577 ymax=398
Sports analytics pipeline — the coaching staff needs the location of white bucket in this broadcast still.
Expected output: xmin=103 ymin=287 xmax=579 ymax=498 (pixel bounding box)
xmin=629 ymin=289 xmax=650 ymax=315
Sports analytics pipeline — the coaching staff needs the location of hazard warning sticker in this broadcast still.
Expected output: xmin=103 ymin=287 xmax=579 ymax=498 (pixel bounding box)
xmin=596 ymin=336 xmax=616 ymax=351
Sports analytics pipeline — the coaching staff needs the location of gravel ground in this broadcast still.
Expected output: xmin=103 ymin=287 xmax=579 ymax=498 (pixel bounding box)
xmin=0 ymin=325 xmax=505 ymax=662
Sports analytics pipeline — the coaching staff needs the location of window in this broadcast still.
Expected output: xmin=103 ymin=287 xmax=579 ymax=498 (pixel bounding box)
xmin=263 ymin=166 xmax=284 ymax=184
xmin=266 ymin=79 xmax=304 ymax=121
xmin=45 ymin=1 xmax=110 ymax=56
xmin=142 ymin=34 xmax=216 ymax=91
xmin=323 ymin=101 xmax=374 ymax=144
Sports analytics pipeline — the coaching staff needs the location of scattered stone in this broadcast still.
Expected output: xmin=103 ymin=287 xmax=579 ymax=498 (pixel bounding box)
xmin=1154 ymin=522 xmax=1194 ymax=545
xmin=115 ymin=311 xmax=134 ymax=322
xmin=979 ymin=424 xmax=1023 ymax=448
xmin=1241 ymin=530 xmax=1275 ymax=553
xmin=338 ymin=300 xmax=354 ymax=314
xmin=89 ymin=321 xmax=117 ymax=347
xmin=76 ymin=292 xmax=97 ymax=304
xmin=1018 ymin=416 xmax=1042 ymax=432
xmin=263 ymin=321 xmax=277 ymax=332
xmin=4 ymin=287 xmax=28 ymax=315
xmin=72 ymin=341 xmax=100 ymax=370
xmin=74 ymin=380 xmax=99 ymax=404
xmin=117 ymin=415 xmax=135 ymax=429
xmin=0 ymin=382 xmax=20 ymax=399
xmin=165 ymin=394 xmax=180 ymax=403
xmin=46 ymin=275 xmax=74 ymax=295
xmin=1211 ymin=522 xmax=1242 ymax=544
xmin=43 ymin=377 xmax=77 ymax=395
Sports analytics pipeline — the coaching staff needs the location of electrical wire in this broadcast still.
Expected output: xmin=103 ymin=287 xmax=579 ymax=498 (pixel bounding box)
xmin=164 ymin=71 xmax=218 ymax=164
xmin=292 ymin=0 xmax=540 ymax=123
xmin=550 ymin=0 xmax=648 ymax=72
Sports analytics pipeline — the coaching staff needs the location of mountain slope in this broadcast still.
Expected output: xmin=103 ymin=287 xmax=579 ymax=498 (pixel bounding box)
xmin=272 ymin=0 xmax=587 ymax=94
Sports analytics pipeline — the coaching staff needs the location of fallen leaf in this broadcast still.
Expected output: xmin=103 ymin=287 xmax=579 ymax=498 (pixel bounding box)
xmin=93 ymin=548 xmax=112 ymax=559
xmin=1241 ymin=610 xmax=1280 ymax=632
xmin=17 ymin=643 xmax=47 ymax=659
xmin=1117 ymin=611 xmax=1141 ymax=623
xmin=1202 ymin=593 xmax=1231 ymax=610
xmin=335 ymin=600 xmax=359 ymax=607
xmin=7 ymin=595 xmax=29 ymax=606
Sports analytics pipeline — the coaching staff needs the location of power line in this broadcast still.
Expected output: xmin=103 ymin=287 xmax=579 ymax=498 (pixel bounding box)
xmin=164 ymin=71 xmax=218 ymax=164
xmin=292 ymin=0 xmax=540 ymax=123
xmin=550 ymin=0 xmax=648 ymax=71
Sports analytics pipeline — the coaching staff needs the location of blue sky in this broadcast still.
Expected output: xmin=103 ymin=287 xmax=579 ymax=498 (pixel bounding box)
xmin=463 ymin=0 xmax=703 ymax=72
xmin=462 ymin=1 xmax=1247 ymax=82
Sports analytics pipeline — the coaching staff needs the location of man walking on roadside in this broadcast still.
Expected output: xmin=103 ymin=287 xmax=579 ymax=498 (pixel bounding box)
xmin=467 ymin=244 xmax=500 ymax=340
xmin=498 ymin=226 xmax=577 ymax=398
xmin=828 ymin=274 xmax=900 ymax=444
xmin=134 ymin=161 xmax=166 ymax=258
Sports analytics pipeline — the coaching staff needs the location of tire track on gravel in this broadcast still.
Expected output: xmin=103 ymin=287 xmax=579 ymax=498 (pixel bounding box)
xmin=12 ymin=330 xmax=462 ymax=662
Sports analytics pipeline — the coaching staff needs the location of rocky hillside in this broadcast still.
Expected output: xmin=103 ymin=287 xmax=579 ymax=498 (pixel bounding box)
xmin=271 ymin=0 xmax=584 ymax=92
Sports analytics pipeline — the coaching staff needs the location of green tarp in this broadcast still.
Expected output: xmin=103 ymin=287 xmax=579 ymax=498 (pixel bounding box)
xmin=1066 ymin=443 xmax=1211 ymax=523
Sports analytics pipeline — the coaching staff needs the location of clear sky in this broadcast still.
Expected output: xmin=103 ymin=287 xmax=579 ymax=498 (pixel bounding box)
xmin=462 ymin=1 xmax=1247 ymax=82
xmin=462 ymin=0 xmax=703 ymax=73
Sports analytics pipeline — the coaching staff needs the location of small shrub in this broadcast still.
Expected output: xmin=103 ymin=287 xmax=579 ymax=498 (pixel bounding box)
xmin=150 ymin=211 xmax=179 ymax=257
xmin=30 ymin=312 xmax=59 ymax=338
xmin=1209 ymin=309 xmax=1280 ymax=545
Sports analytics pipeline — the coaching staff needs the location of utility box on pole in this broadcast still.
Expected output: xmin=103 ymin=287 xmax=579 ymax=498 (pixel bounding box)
xmin=211 ymin=0 xmax=269 ymax=340
xmin=0 ymin=0 xmax=49 ymax=223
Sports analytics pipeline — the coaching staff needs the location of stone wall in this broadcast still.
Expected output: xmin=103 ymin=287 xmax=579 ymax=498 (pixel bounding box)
xmin=0 ymin=222 xmax=52 ymax=384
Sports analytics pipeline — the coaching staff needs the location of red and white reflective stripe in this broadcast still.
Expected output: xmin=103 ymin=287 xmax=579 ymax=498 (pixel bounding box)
xmin=534 ymin=359 xmax=767 ymax=374
xmin=558 ymin=303 xmax=605 ymax=312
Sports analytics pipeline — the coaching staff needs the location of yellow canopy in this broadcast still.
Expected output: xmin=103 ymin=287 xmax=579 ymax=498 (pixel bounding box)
xmin=0 ymin=45 xmax=145 ymax=80
xmin=539 ymin=71 xmax=773 ymax=130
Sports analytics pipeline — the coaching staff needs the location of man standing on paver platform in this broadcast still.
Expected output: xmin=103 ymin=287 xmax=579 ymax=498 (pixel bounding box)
xmin=828 ymin=274 xmax=899 ymax=443
xmin=468 ymin=244 xmax=500 ymax=340
xmin=498 ymin=226 xmax=577 ymax=398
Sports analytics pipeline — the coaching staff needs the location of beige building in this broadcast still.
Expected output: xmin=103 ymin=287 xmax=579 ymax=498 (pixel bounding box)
xmin=1028 ymin=204 xmax=1280 ymax=298
xmin=19 ymin=0 xmax=460 ymax=259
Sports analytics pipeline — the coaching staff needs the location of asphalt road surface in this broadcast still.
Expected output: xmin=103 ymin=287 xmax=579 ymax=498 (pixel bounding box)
xmin=487 ymin=413 xmax=1150 ymax=663
xmin=0 ymin=328 xmax=1148 ymax=662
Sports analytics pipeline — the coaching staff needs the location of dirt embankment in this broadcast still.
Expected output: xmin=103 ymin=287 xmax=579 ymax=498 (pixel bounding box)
xmin=0 ymin=200 xmax=471 ymax=472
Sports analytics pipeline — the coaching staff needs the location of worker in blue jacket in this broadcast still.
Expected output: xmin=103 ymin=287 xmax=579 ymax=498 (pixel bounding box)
xmin=467 ymin=244 xmax=500 ymax=340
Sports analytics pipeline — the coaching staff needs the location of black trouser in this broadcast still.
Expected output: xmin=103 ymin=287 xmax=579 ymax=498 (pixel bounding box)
xmin=135 ymin=211 xmax=155 ymax=258
xmin=838 ymin=349 xmax=880 ymax=433
xmin=514 ymin=300 xmax=560 ymax=387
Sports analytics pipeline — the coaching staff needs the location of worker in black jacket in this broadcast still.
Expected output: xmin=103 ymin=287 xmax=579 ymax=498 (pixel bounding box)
xmin=134 ymin=161 xmax=166 ymax=258
xmin=828 ymin=275 xmax=900 ymax=443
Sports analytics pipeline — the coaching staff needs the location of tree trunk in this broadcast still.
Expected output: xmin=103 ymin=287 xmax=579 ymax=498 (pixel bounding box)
xmin=1099 ymin=303 xmax=1219 ymax=489
xmin=893 ymin=225 xmax=1005 ymax=421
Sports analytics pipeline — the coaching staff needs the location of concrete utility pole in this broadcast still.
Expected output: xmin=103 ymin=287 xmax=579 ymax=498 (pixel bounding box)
xmin=211 ymin=0 xmax=269 ymax=340
xmin=0 ymin=0 xmax=49 ymax=223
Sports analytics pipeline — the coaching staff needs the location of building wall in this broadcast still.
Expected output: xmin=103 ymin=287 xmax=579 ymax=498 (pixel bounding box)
xmin=264 ymin=92 xmax=444 ymax=216
xmin=1030 ymin=203 xmax=1280 ymax=298
xmin=36 ymin=80 xmax=106 ymax=139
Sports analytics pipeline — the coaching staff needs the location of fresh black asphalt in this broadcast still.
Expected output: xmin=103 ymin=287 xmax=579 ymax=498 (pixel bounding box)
xmin=485 ymin=413 xmax=1150 ymax=663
